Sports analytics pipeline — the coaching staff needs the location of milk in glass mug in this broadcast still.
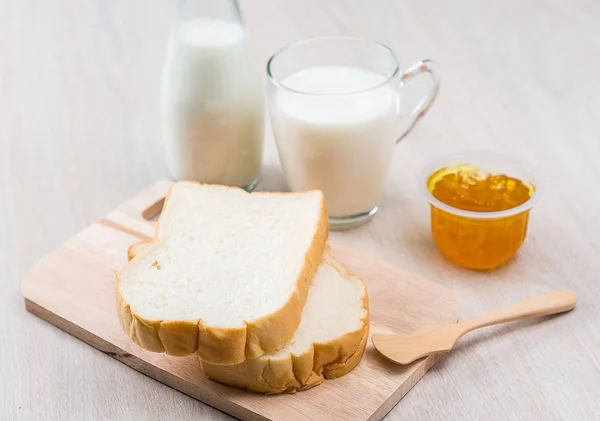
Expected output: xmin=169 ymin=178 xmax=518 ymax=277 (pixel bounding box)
xmin=267 ymin=36 xmax=440 ymax=229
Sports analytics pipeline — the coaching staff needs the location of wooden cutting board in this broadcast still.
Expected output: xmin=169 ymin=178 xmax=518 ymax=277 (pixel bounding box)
xmin=21 ymin=180 xmax=459 ymax=421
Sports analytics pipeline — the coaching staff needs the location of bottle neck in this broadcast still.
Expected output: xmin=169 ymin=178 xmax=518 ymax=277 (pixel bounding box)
xmin=175 ymin=0 xmax=243 ymax=26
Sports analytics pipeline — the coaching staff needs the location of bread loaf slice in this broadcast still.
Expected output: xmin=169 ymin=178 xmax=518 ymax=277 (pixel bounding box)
xmin=128 ymin=241 xmax=370 ymax=394
xmin=117 ymin=182 xmax=328 ymax=365
xmin=202 ymin=252 xmax=369 ymax=393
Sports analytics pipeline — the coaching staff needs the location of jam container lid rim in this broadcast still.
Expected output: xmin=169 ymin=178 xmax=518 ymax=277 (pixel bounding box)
xmin=420 ymin=150 xmax=544 ymax=220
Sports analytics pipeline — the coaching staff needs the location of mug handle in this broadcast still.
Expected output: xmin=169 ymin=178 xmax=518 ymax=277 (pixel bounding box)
xmin=396 ymin=59 xmax=440 ymax=143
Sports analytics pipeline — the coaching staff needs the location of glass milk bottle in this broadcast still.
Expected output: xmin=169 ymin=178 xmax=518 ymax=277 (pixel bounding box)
xmin=161 ymin=0 xmax=265 ymax=191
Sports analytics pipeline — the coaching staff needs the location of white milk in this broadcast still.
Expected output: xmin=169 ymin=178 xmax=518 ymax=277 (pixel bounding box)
xmin=161 ymin=19 xmax=264 ymax=188
xmin=271 ymin=66 xmax=399 ymax=217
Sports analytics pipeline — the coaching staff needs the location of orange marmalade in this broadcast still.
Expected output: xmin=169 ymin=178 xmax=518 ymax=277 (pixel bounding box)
xmin=427 ymin=164 xmax=535 ymax=270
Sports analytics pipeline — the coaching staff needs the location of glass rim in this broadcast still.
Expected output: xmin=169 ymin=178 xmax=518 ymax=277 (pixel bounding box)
xmin=266 ymin=36 xmax=401 ymax=96
xmin=420 ymin=150 xmax=544 ymax=220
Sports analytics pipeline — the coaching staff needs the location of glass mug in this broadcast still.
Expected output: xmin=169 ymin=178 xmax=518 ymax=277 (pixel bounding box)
xmin=267 ymin=36 xmax=440 ymax=229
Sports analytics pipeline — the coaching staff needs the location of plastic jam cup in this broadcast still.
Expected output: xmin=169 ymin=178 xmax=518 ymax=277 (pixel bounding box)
xmin=421 ymin=151 xmax=542 ymax=270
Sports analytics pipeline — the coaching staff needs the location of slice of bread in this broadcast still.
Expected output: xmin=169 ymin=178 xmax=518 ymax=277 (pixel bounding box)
xmin=201 ymin=252 xmax=369 ymax=394
xmin=117 ymin=182 xmax=328 ymax=365
xmin=128 ymin=243 xmax=369 ymax=394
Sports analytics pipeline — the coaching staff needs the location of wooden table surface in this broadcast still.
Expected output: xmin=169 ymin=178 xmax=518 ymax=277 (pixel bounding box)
xmin=2 ymin=1 xmax=598 ymax=420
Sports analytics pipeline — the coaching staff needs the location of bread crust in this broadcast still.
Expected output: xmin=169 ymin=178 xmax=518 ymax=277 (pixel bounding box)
xmin=116 ymin=182 xmax=328 ymax=365
xmin=200 ymin=253 xmax=370 ymax=394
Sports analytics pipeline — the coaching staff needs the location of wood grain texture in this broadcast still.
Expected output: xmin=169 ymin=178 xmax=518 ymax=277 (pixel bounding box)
xmin=1 ymin=0 xmax=599 ymax=420
xmin=21 ymin=181 xmax=459 ymax=421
